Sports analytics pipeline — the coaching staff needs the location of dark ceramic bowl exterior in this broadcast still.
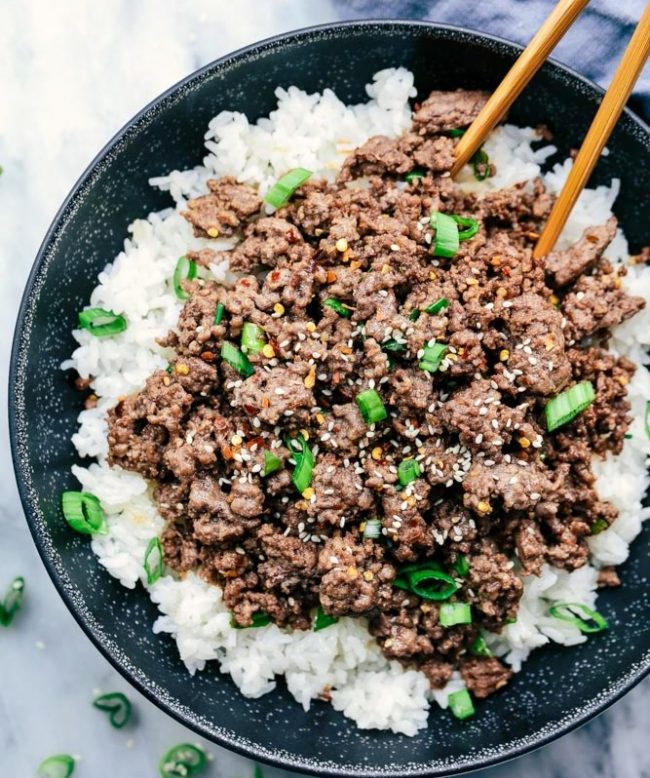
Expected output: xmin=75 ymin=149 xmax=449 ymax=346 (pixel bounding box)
xmin=9 ymin=20 xmax=650 ymax=778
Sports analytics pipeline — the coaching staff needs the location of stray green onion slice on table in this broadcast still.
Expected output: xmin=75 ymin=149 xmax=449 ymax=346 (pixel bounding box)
xmin=61 ymin=491 xmax=107 ymax=535
xmin=144 ymin=537 xmax=164 ymax=585
xmin=93 ymin=691 xmax=132 ymax=729
xmin=78 ymin=307 xmax=127 ymax=337
xmin=264 ymin=168 xmax=312 ymax=209
xmin=37 ymin=755 xmax=75 ymax=778
xmin=159 ymin=743 xmax=208 ymax=777
xmin=0 ymin=576 xmax=25 ymax=627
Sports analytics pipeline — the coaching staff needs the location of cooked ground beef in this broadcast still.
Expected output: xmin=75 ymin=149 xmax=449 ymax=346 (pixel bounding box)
xmin=105 ymin=88 xmax=647 ymax=705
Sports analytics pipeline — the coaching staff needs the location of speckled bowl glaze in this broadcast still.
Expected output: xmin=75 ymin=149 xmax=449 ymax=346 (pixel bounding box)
xmin=9 ymin=20 xmax=650 ymax=777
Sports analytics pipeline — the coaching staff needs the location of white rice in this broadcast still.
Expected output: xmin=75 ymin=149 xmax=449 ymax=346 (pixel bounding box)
xmin=63 ymin=68 xmax=650 ymax=735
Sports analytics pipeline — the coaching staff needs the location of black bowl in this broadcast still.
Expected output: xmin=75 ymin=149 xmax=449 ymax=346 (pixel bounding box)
xmin=9 ymin=20 xmax=650 ymax=778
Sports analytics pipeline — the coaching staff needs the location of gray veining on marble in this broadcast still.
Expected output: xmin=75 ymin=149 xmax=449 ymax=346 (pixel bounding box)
xmin=0 ymin=1 xmax=647 ymax=776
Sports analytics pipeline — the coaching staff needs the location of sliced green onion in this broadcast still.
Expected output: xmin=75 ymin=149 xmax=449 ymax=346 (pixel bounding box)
xmin=453 ymin=215 xmax=480 ymax=241
xmin=406 ymin=568 xmax=459 ymax=601
xmin=173 ymin=256 xmax=197 ymax=300
xmin=446 ymin=128 xmax=466 ymax=138
xmin=420 ymin=342 xmax=448 ymax=373
xmin=469 ymin=634 xmax=492 ymax=657
xmin=398 ymin=458 xmax=421 ymax=486
xmin=404 ymin=167 xmax=426 ymax=183
xmin=430 ymin=212 xmax=459 ymax=258
xmin=264 ymin=167 xmax=312 ymax=208
xmin=453 ymin=554 xmax=470 ymax=577
xmin=624 ymin=433 xmax=633 ymax=439
xmin=439 ymin=602 xmax=472 ymax=626
xmin=363 ymin=519 xmax=382 ymax=539
xmin=393 ymin=560 xmax=442 ymax=590
xmin=291 ymin=435 xmax=315 ymax=493
xmin=61 ymin=491 xmax=107 ymax=535
xmin=548 ymin=602 xmax=608 ymax=633
xmin=545 ymin=381 xmax=595 ymax=432
xmin=144 ymin=538 xmax=164 ymax=585
xmin=424 ymin=298 xmax=449 ymax=315
xmin=159 ymin=743 xmax=208 ymax=777
xmin=262 ymin=451 xmax=283 ymax=477
xmin=408 ymin=308 xmax=421 ymax=322
xmin=645 ymin=400 xmax=650 ymax=438
xmin=381 ymin=339 xmax=407 ymax=353
xmin=0 ymin=576 xmax=25 ymax=627
xmin=241 ymin=322 xmax=266 ymax=356
xmin=214 ymin=302 xmax=225 ymax=325
xmin=221 ymin=341 xmax=254 ymax=378
xmin=323 ymin=297 xmax=352 ymax=318
xmin=78 ymin=308 xmax=127 ymax=338
xmin=356 ymin=388 xmax=388 ymax=424
xmin=471 ymin=147 xmax=492 ymax=181
xmin=231 ymin=611 xmax=272 ymax=630
xmin=591 ymin=518 xmax=609 ymax=535
xmin=314 ymin=605 xmax=339 ymax=631
xmin=37 ymin=756 xmax=75 ymax=778
xmin=93 ymin=691 xmax=132 ymax=729
xmin=254 ymin=765 xmax=264 ymax=778
xmin=448 ymin=689 xmax=475 ymax=720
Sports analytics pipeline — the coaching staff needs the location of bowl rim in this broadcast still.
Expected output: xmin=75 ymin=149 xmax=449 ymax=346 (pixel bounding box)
xmin=8 ymin=17 xmax=650 ymax=778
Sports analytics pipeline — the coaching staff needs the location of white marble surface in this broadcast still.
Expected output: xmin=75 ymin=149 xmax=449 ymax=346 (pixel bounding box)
xmin=0 ymin=1 xmax=648 ymax=776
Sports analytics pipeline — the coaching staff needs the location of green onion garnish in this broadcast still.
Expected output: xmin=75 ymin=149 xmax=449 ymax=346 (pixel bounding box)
xmin=254 ymin=765 xmax=263 ymax=778
xmin=173 ymin=256 xmax=197 ymax=300
xmin=356 ymin=389 xmax=388 ymax=424
xmin=314 ymin=605 xmax=339 ymax=631
xmin=424 ymin=298 xmax=449 ymax=315
xmin=439 ymin=602 xmax=472 ymax=626
xmin=471 ymin=147 xmax=492 ymax=181
xmin=469 ymin=634 xmax=492 ymax=657
xmin=61 ymin=491 xmax=107 ymax=535
xmin=159 ymin=743 xmax=208 ymax=777
xmin=420 ymin=342 xmax=448 ymax=373
xmin=262 ymin=451 xmax=283 ymax=477
xmin=544 ymin=381 xmax=595 ymax=432
xmin=453 ymin=554 xmax=470 ymax=577
xmin=404 ymin=168 xmax=426 ymax=183
xmin=381 ymin=339 xmax=407 ymax=353
xmin=144 ymin=537 xmax=164 ymax=585
xmin=547 ymin=602 xmax=608 ymax=633
xmin=264 ymin=167 xmax=312 ymax=209
xmin=398 ymin=458 xmax=421 ymax=486
xmin=78 ymin=308 xmax=127 ymax=338
xmin=323 ymin=297 xmax=352 ymax=318
xmin=430 ymin=212 xmax=459 ymax=257
xmin=220 ymin=341 xmax=254 ymax=378
xmin=363 ymin=519 xmax=382 ymax=539
xmin=0 ymin=576 xmax=25 ymax=627
xmin=591 ymin=518 xmax=609 ymax=535
xmin=454 ymin=215 xmax=480 ymax=241
xmin=394 ymin=564 xmax=459 ymax=601
xmin=214 ymin=302 xmax=225 ymax=325
xmin=408 ymin=308 xmax=421 ymax=322
xmin=93 ymin=692 xmax=132 ymax=729
xmin=289 ymin=435 xmax=315 ymax=493
xmin=241 ymin=322 xmax=266 ymax=356
xmin=645 ymin=400 xmax=650 ymax=438
xmin=446 ymin=129 xmax=466 ymax=138
xmin=448 ymin=689 xmax=475 ymax=720
xmin=231 ymin=611 xmax=272 ymax=629
xmin=37 ymin=755 xmax=75 ymax=778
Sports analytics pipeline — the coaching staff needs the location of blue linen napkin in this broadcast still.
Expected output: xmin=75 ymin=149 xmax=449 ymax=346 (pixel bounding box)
xmin=333 ymin=0 xmax=649 ymax=121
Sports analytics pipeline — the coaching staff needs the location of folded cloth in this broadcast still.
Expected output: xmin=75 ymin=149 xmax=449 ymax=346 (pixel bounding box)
xmin=333 ymin=0 xmax=649 ymax=121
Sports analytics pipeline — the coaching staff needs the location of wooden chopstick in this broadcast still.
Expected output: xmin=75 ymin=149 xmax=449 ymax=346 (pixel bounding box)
xmin=451 ymin=0 xmax=590 ymax=177
xmin=534 ymin=2 xmax=650 ymax=257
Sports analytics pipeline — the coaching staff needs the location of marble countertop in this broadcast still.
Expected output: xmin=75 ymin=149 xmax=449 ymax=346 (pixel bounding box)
xmin=0 ymin=1 xmax=647 ymax=776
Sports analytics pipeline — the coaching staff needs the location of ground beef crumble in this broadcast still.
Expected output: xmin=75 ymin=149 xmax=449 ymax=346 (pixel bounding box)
xmin=103 ymin=88 xmax=647 ymax=707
